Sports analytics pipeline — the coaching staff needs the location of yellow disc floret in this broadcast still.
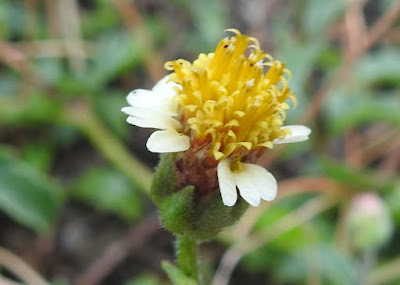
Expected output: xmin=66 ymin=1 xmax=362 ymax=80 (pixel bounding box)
xmin=165 ymin=29 xmax=296 ymax=162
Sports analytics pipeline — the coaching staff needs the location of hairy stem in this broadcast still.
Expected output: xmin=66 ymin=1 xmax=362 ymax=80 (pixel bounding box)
xmin=176 ymin=235 xmax=198 ymax=282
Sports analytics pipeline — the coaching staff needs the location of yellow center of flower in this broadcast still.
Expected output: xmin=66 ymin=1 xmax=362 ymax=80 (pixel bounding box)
xmin=165 ymin=29 xmax=296 ymax=162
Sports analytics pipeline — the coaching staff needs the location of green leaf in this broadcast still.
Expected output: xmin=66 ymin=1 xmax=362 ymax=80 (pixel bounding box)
xmin=94 ymin=92 xmax=129 ymax=138
xmin=22 ymin=142 xmax=53 ymax=172
xmin=162 ymin=261 xmax=197 ymax=285
xmin=90 ymin=31 xmax=144 ymax=86
xmin=385 ymin=183 xmax=400 ymax=227
xmin=0 ymin=92 xmax=62 ymax=125
xmin=0 ymin=73 xmax=18 ymax=96
xmin=187 ymin=0 xmax=227 ymax=51
xmin=0 ymin=149 xmax=63 ymax=232
xmin=356 ymin=48 xmax=400 ymax=86
xmin=326 ymin=87 xmax=400 ymax=134
xmin=72 ymin=168 xmax=143 ymax=221
xmin=276 ymin=245 xmax=356 ymax=285
xmin=278 ymin=41 xmax=324 ymax=120
xmin=306 ymin=158 xmax=395 ymax=193
xmin=302 ymin=0 xmax=345 ymax=38
xmin=34 ymin=58 xmax=64 ymax=85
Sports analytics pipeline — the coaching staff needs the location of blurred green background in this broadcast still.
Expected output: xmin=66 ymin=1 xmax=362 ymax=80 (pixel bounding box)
xmin=0 ymin=0 xmax=399 ymax=284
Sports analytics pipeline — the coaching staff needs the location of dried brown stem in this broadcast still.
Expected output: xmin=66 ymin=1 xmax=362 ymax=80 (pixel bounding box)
xmin=300 ymin=1 xmax=400 ymax=124
xmin=213 ymin=194 xmax=339 ymax=285
xmin=111 ymin=0 xmax=165 ymax=82
xmin=0 ymin=246 xmax=49 ymax=285
xmin=74 ymin=214 xmax=159 ymax=285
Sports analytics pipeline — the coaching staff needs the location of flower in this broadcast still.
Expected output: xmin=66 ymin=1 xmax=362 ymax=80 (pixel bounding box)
xmin=122 ymin=29 xmax=311 ymax=207
xmin=347 ymin=193 xmax=393 ymax=250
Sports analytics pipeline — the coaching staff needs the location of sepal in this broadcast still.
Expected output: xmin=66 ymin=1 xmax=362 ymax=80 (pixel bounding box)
xmin=151 ymin=153 xmax=248 ymax=240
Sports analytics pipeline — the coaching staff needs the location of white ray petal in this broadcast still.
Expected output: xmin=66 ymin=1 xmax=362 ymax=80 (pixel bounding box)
xmin=233 ymin=167 xmax=262 ymax=207
xmin=124 ymin=107 xmax=181 ymax=130
xmin=126 ymin=89 xmax=176 ymax=115
xmin=217 ymin=159 xmax=238 ymax=206
xmin=146 ymin=130 xmax=190 ymax=153
xmin=237 ymin=163 xmax=277 ymax=202
xmin=152 ymin=75 xmax=182 ymax=100
xmin=273 ymin=125 xmax=311 ymax=144
xmin=126 ymin=89 xmax=155 ymax=106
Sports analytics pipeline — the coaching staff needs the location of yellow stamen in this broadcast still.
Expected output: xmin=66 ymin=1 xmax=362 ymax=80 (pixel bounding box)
xmin=166 ymin=30 xmax=296 ymax=162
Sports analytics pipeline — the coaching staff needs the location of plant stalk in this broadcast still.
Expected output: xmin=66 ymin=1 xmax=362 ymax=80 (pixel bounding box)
xmin=176 ymin=234 xmax=198 ymax=282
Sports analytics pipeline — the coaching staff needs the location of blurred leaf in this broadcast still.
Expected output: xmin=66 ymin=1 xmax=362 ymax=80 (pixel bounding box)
xmin=81 ymin=1 xmax=121 ymax=37
xmin=50 ymin=125 xmax=81 ymax=150
xmin=24 ymin=93 xmax=62 ymax=123
xmin=302 ymin=0 xmax=345 ymax=38
xmin=0 ymin=73 xmax=19 ymax=96
xmin=186 ymin=0 xmax=227 ymax=51
xmin=124 ymin=275 xmax=161 ymax=285
xmin=253 ymin=196 xmax=333 ymax=251
xmin=94 ymin=91 xmax=129 ymax=138
xmin=386 ymin=182 xmax=400 ymax=227
xmin=276 ymin=245 xmax=356 ymax=285
xmin=0 ymin=1 xmax=25 ymax=38
xmin=22 ymin=142 xmax=53 ymax=172
xmin=90 ymin=31 xmax=144 ymax=87
xmin=308 ymin=158 xmax=396 ymax=193
xmin=0 ymin=92 xmax=62 ymax=125
xmin=34 ymin=58 xmax=64 ymax=85
xmin=72 ymin=168 xmax=143 ymax=221
xmin=144 ymin=16 xmax=169 ymax=48
xmin=279 ymin=41 xmax=324 ymax=120
xmin=326 ymin=87 xmax=400 ymax=134
xmin=356 ymin=48 xmax=400 ymax=86
xmin=162 ymin=261 xmax=197 ymax=285
xmin=0 ymin=149 xmax=63 ymax=232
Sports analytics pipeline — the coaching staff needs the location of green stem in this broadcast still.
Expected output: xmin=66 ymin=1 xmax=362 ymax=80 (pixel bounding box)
xmin=176 ymin=235 xmax=198 ymax=282
xmin=357 ymin=248 xmax=375 ymax=285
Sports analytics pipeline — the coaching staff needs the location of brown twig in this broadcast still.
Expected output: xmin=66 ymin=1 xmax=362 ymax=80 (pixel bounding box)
xmin=213 ymin=194 xmax=339 ymax=285
xmin=357 ymin=128 xmax=400 ymax=166
xmin=261 ymin=1 xmax=400 ymax=168
xmin=0 ymin=41 xmax=94 ymax=59
xmin=74 ymin=214 xmax=160 ymax=285
xmin=215 ymin=177 xmax=354 ymax=285
xmin=0 ymin=246 xmax=49 ymax=285
xmin=300 ymin=1 xmax=400 ymax=124
xmin=111 ymin=0 xmax=165 ymax=82
xmin=343 ymin=0 xmax=367 ymax=60
xmin=57 ymin=0 xmax=86 ymax=72
xmin=0 ymin=276 xmax=24 ymax=285
xmin=378 ymin=137 xmax=400 ymax=176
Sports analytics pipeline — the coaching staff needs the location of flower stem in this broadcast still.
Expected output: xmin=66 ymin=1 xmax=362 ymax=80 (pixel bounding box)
xmin=176 ymin=235 xmax=198 ymax=282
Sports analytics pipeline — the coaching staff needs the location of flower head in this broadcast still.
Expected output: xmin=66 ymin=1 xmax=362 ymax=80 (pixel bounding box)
xmin=122 ymin=29 xmax=311 ymax=207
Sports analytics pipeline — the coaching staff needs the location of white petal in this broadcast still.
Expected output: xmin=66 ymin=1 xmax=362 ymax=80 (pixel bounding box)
xmin=126 ymin=89 xmax=177 ymax=115
xmin=152 ymin=75 xmax=182 ymax=100
xmin=273 ymin=125 xmax=311 ymax=144
xmin=236 ymin=163 xmax=277 ymax=202
xmin=126 ymin=89 xmax=156 ymax=106
xmin=217 ymin=159 xmax=238 ymax=206
xmin=123 ymin=107 xmax=181 ymax=130
xmin=146 ymin=130 xmax=190 ymax=153
xmin=126 ymin=116 xmax=163 ymax=129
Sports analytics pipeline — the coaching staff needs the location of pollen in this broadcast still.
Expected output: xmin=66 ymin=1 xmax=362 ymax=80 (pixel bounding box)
xmin=165 ymin=29 xmax=295 ymax=162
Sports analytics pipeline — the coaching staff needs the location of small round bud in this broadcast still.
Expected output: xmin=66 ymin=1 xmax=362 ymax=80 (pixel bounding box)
xmin=346 ymin=193 xmax=393 ymax=251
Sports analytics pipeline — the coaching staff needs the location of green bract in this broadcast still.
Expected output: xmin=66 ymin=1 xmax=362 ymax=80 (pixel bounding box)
xmin=151 ymin=153 xmax=248 ymax=240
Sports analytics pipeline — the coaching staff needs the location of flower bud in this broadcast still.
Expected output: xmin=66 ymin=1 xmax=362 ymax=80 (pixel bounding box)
xmin=151 ymin=153 xmax=248 ymax=240
xmin=346 ymin=193 xmax=392 ymax=251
